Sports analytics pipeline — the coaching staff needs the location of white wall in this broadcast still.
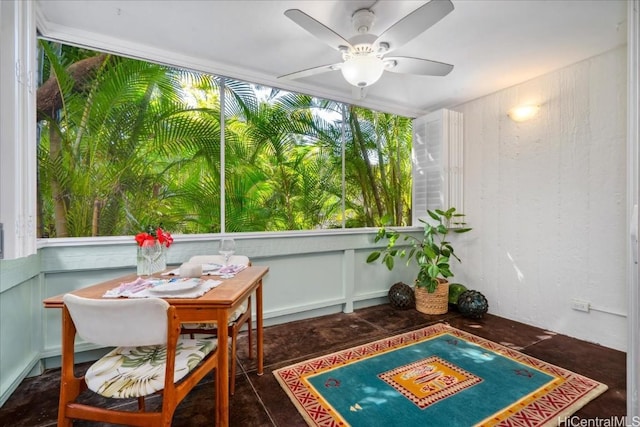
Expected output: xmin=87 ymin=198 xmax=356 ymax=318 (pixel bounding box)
xmin=453 ymin=46 xmax=628 ymax=351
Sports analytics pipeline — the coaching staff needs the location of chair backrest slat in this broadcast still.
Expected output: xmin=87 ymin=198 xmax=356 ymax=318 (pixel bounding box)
xmin=63 ymin=294 xmax=170 ymax=347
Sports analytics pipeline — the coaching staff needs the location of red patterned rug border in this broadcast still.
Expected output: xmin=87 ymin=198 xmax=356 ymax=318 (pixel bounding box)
xmin=273 ymin=322 xmax=608 ymax=427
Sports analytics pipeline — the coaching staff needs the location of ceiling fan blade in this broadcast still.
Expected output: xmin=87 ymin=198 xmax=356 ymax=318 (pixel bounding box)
xmin=284 ymin=9 xmax=353 ymax=51
xmin=375 ymin=0 xmax=454 ymax=53
xmin=278 ymin=63 xmax=340 ymax=81
xmin=385 ymin=56 xmax=453 ymax=76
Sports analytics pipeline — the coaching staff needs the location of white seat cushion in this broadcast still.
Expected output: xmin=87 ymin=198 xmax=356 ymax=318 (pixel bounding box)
xmin=85 ymin=338 xmax=216 ymax=398
xmin=182 ymin=254 xmax=251 ymax=333
xmin=188 ymin=254 xmax=250 ymax=266
xmin=182 ymin=300 xmax=248 ymax=331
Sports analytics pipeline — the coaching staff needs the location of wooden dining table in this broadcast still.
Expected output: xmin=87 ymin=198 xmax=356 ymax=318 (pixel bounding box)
xmin=43 ymin=265 xmax=269 ymax=427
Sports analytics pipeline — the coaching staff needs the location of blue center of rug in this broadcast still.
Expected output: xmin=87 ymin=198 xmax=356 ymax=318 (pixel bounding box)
xmin=306 ymin=333 xmax=554 ymax=426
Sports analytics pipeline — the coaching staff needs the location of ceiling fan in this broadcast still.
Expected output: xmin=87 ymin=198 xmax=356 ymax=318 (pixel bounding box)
xmin=279 ymin=0 xmax=455 ymax=98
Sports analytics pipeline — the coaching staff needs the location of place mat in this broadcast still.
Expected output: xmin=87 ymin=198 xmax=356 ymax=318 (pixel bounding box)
xmin=274 ymin=323 xmax=608 ymax=427
xmin=103 ymin=277 xmax=222 ymax=299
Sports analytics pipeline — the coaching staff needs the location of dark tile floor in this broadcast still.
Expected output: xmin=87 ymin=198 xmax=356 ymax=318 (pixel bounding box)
xmin=0 ymin=304 xmax=626 ymax=426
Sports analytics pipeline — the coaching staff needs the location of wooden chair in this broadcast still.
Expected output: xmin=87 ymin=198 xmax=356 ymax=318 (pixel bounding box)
xmin=58 ymin=294 xmax=218 ymax=427
xmin=181 ymin=254 xmax=251 ymax=395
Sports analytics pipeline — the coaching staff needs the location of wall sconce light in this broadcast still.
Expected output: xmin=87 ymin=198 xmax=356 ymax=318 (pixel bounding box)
xmin=508 ymin=104 xmax=540 ymax=122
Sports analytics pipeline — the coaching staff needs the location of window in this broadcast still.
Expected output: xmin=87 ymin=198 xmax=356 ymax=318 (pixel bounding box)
xmin=412 ymin=109 xmax=464 ymax=225
xmin=35 ymin=42 xmax=414 ymax=237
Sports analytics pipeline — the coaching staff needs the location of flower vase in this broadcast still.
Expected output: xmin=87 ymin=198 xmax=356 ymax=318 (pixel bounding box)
xmin=137 ymin=242 xmax=166 ymax=275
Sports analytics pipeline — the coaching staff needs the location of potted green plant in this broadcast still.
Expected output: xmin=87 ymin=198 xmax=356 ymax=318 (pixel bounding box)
xmin=367 ymin=207 xmax=472 ymax=314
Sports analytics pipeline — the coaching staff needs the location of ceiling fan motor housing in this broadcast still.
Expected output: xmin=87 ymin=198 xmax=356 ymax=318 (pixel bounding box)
xmin=344 ymin=34 xmax=378 ymax=57
xmin=351 ymin=9 xmax=375 ymax=34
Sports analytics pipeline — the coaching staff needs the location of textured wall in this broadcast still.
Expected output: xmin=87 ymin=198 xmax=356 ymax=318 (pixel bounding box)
xmin=453 ymin=46 xmax=627 ymax=350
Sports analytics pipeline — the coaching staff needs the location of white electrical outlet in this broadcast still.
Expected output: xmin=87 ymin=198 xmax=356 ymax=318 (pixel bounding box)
xmin=571 ymin=299 xmax=590 ymax=312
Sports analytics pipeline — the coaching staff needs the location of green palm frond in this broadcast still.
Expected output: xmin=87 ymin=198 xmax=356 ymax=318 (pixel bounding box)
xmin=37 ymin=42 xmax=414 ymax=236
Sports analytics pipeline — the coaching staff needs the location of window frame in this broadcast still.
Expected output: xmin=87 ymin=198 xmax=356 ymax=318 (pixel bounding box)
xmin=0 ymin=12 xmax=460 ymax=255
xmin=0 ymin=0 xmax=38 ymax=260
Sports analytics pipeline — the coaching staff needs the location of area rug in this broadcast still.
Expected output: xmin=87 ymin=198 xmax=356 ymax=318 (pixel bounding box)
xmin=273 ymin=323 xmax=607 ymax=427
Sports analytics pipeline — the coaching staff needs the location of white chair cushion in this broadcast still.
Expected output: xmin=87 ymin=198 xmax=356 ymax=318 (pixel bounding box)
xmin=182 ymin=254 xmax=250 ymax=332
xmin=188 ymin=254 xmax=250 ymax=266
xmin=85 ymin=338 xmax=216 ymax=398
xmin=182 ymin=301 xmax=248 ymax=330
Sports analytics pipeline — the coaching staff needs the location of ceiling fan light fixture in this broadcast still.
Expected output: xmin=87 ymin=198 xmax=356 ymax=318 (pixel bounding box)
xmin=341 ymin=55 xmax=385 ymax=87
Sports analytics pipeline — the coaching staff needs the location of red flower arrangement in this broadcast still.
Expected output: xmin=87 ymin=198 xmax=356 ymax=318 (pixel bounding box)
xmin=134 ymin=226 xmax=174 ymax=248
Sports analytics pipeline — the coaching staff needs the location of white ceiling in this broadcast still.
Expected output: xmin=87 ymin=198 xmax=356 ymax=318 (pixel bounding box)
xmin=35 ymin=0 xmax=627 ymax=117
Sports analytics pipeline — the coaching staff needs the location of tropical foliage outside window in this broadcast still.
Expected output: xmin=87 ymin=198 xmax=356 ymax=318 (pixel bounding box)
xmin=36 ymin=41 xmax=413 ymax=238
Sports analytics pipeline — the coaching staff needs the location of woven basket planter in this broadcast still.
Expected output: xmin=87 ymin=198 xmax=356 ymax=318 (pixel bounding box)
xmin=414 ymin=279 xmax=449 ymax=315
